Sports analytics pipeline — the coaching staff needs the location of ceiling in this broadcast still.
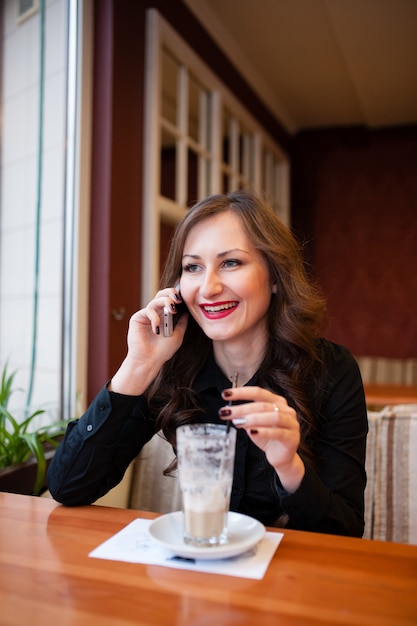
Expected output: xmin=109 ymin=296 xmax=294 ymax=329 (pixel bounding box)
xmin=183 ymin=0 xmax=417 ymax=133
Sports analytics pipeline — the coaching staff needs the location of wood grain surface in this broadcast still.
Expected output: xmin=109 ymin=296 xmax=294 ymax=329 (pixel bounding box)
xmin=1 ymin=492 xmax=416 ymax=625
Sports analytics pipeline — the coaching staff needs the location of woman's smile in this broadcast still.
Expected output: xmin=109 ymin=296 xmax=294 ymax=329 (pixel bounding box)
xmin=200 ymin=301 xmax=239 ymax=318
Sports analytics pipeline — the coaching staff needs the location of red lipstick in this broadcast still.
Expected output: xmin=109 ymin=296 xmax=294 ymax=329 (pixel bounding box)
xmin=199 ymin=301 xmax=239 ymax=319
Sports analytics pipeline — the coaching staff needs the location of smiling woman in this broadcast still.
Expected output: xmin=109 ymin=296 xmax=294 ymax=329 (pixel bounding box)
xmin=47 ymin=191 xmax=368 ymax=539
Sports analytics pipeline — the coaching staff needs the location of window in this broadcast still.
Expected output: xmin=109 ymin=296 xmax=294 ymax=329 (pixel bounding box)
xmin=159 ymin=47 xmax=214 ymax=210
xmin=0 ymin=0 xmax=91 ymax=422
xmin=142 ymin=10 xmax=289 ymax=303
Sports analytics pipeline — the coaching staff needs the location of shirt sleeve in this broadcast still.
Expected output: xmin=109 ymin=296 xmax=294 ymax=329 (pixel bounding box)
xmin=47 ymin=384 xmax=156 ymax=506
xmin=275 ymin=342 xmax=368 ymax=537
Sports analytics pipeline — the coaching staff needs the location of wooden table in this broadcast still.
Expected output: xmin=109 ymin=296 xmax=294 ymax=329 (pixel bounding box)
xmin=364 ymin=383 xmax=417 ymax=408
xmin=1 ymin=492 xmax=417 ymax=625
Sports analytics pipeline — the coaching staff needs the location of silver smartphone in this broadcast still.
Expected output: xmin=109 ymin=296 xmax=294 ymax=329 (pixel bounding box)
xmin=163 ymin=284 xmax=183 ymax=337
xmin=163 ymin=305 xmax=175 ymax=337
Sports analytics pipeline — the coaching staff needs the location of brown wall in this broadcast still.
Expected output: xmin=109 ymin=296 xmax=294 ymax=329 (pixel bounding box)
xmin=88 ymin=0 xmax=145 ymax=400
xmin=292 ymin=126 xmax=417 ymax=359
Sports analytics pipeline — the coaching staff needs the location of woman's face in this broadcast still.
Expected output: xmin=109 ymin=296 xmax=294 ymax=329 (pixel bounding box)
xmin=180 ymin=211 xmax=274 ymax=346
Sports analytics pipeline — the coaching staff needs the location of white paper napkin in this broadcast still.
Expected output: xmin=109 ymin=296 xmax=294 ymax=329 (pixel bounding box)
xmin=89 ymin=518 xmax=283 ymax=579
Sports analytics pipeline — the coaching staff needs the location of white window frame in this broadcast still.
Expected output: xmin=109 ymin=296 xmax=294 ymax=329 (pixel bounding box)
xmin=142 ymin=9 xmax=289 ymax=304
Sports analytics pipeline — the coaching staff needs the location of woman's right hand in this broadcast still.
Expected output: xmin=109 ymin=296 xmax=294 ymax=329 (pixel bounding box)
xmin=109 ymin=287 xmax=188 ymax=395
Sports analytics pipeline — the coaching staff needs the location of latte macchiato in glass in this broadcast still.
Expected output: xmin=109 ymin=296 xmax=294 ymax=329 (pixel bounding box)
xmin=176 ymin=424 xmax=237 ymax=546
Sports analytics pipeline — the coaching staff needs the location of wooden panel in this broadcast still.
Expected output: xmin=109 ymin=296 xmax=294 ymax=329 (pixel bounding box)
xmin=365 ymin=384 xmax=417 ymax=407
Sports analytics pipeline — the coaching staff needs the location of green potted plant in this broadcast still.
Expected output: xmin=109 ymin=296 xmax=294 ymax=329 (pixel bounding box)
xmin=0 ymin=363 xmax=69 ymax=495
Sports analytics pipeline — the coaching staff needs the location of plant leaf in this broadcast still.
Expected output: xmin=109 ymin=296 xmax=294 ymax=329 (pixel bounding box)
xmin=18 ymin=410 xmax=45 ymax=434
xmin=0 ymin=362 xmax=15 ymax=406
xmin=19 ymin=432 xmax=46 ymax=495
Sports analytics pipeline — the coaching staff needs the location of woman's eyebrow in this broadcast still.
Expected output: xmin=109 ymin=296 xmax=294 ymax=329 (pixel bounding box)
xmin=182 ymin=248 xmax=248 ymax=260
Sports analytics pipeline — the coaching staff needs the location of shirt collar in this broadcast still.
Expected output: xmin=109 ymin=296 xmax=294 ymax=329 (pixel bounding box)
xmin=194 ymin=349 xmax=260 ymax=393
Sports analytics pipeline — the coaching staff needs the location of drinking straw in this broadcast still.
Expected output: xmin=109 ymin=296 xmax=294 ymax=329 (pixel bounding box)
xmin=226 ymin=372 xmax=239 ymax=433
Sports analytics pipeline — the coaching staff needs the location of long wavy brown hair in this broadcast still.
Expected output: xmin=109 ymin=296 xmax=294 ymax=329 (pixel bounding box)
xmin=147 ymin=191 xmax=326 ymax=467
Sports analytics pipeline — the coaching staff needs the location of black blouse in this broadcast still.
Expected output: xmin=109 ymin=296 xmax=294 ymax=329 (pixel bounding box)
xmin=47 ymin=339 xmax=368 ymax=537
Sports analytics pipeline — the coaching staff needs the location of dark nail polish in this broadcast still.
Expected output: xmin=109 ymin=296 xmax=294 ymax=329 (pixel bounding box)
xmin=222 ymin=389 xmax=232 ymax=398
xmin=219 ymin=408 xmax=232 ymax=417
xmin=170 ymin=303 xmax=176 ymax=312
xmin=250 ymin=429 xmax=258 ymax=435
xmin=156 ymin=325 xmax=160 ymax=335
xmin=174 ymin=293 xmax=181 ymax=302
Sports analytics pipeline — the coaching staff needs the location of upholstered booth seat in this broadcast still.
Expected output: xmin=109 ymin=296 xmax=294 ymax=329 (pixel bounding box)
xmin=372 ymin=404 xmax=417 ymax=544
xmin=129 ymin=432 xmax=182 ymax=513
xmin=363 ymin=411 xmax=379 ymax=540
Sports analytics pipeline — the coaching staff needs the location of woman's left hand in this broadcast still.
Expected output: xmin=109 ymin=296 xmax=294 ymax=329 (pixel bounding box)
xmin=219 ymin=386 xmax=305 ymax=493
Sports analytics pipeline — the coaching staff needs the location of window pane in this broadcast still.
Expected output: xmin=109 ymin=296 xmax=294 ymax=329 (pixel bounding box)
xmin=161 ymin=47 xmax=178 ymax=126
xmin=188 ymin=73 xmax=200 ymax=143
xmin=198 ymin=157 xmax=212 ymax=199
xmin=160 ymin=128 xmax=177 ymax=201
xmin=159 ymin=219 xmax=176 ymax=277
xmin=239 ymin=125 xmax=254 ymax=181
xmin=221 ymin=170 xmax=231 ymax=194
xmin=186 ymin=153 xmax=213 ymax=202
xmin=188 ymin=73 xmax=212 ymax=151
xmin=187 ymin=148 xmax=198 ymax=206
xmin=200 ymin=91 xmax=212 ymax=151
xmin=222 ymin=108 xmax=232 ymax=166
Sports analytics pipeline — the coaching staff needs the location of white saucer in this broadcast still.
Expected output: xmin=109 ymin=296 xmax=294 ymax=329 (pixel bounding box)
xmin=148 ymin=511 xmax=265 ymax=560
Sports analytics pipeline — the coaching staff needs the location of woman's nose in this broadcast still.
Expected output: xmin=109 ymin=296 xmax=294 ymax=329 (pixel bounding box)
xmin=200 ymin=270 xmax=222 ymax=298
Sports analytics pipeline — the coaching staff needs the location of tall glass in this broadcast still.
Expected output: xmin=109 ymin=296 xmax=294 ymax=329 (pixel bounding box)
xmin=176 ymin=423 xmax=237 ymax=546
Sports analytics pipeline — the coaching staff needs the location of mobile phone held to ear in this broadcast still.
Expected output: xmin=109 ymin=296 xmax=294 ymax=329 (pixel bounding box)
xmin=163 ymin=284 xmax=184 ymax=337
xmin=163 ymin=305 xmax=175 ymax=337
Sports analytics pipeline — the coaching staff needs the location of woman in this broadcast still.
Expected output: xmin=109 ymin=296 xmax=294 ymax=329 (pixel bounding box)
xmin=48 ymin=191 xmax=368 ymax=537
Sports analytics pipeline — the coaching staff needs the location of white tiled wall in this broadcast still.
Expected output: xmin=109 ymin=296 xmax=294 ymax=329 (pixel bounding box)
xmin=0 ymin=0 xmax=68 ymax=420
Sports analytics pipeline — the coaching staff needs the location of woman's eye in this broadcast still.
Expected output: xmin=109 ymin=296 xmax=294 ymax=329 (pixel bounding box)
xmin=183 ymin=263 xmax=200 ymax=273
xmin=223 ymin=258 xmax=241 ymax=268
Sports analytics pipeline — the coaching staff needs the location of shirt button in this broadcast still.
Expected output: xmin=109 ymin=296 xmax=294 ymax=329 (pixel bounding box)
xmin=86 ymin=424 xmax=93 ymax=432
xmin=98 ymin=402 xmax=106 ymax=410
